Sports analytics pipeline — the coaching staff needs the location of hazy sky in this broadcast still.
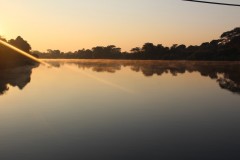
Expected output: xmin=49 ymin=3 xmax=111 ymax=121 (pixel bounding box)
xmin=0 ymin=0 xmax=240 ymax=52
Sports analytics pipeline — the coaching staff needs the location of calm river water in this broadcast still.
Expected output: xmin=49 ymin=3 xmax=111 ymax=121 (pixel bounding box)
xmin=0 ymin=60 xmax=240 ymax=160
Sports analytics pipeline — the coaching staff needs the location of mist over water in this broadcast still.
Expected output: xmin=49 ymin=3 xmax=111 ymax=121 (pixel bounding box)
xmin=0 ymin=60 xmax=240 ymax=160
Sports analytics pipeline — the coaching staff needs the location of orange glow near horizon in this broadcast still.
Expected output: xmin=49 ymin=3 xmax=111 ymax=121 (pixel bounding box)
xmin=0 ymin=1 xmax=240 ymax=52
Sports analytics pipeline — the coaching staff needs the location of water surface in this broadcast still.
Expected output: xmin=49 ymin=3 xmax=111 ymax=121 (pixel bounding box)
xmin=0 ymin=60 xmax=240 ymax=160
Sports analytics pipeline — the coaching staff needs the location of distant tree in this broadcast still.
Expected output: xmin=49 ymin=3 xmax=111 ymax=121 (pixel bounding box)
xmin=106 ymin=45 xmax=121 ymax=54
xmin=156 ymin=44 xmax=165 ymax=53
xmin=47 ymin=49 xmax=61 ymax=55
xmin=131 ymin=47 xmax=141 ymax=54
xmin=176 ymin=44 xmax=186 ymax=50
xmin=92 ymin=46 xmax=105 ymax=58
xmin=209 ymin=40 xmax=220 ymax=47
xmin=170 ymin=44 xmax=178 ymax=50
xmin=142 ymin=43 xmax=155 ymax=54
xmin=27 ymin=27 xmax=240 ymax=61
xmin=220 ymin=27 xmax=240 ymax=44
xmin=92 ymin=45 xmax=121 ymax=58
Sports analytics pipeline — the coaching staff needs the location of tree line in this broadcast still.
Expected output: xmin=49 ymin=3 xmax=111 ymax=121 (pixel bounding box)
xmin=45 ymin=60 xmax=240 ymax=94
xmin=33 ymin=27 xmax=240 ymax=60
xmin=1 ymin=27 xmax=240 ymax=62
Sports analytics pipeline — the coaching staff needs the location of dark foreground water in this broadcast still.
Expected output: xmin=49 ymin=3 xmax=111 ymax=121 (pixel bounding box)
xmin=0 ymin=60 xmax=240 ymax=160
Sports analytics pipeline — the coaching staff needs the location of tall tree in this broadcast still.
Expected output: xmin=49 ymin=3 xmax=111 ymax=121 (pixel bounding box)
xmin=8 ymin=36 xmax=31 ymax=53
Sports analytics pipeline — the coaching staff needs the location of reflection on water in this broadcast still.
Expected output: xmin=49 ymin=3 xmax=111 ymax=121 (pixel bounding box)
xmin=1 ymin=60 xmax=240 ymax=95
xmin=0 ymin=65 xmax=38 ymax=95
xmin=0 ymin=60 xmax=240 ymax=160
xmin=47 ymin=60 xmax=240 ymax=95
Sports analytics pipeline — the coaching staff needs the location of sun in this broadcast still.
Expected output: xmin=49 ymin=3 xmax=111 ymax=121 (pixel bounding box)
xmin=0 ymin=26 xmax=7 ymax=39
xmin=0 ymin=25 xmax=7 ymax=36
xmin=0 ymin=27 xmax=4 ymax=37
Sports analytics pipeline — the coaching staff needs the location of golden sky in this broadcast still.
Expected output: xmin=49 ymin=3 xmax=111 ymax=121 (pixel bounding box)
xmin=0 ymin=0 xmax=240 ymax=52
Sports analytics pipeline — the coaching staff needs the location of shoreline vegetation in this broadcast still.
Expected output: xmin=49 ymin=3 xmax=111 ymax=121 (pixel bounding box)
xmin=34 ymin=27 xmax=240 ymax=61
xmin=0 ymin=27 xmax=239 ymax=69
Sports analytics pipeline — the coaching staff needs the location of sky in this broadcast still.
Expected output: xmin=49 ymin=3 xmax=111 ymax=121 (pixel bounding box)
xmin=0 ymin=0 xmax=240 ymax=52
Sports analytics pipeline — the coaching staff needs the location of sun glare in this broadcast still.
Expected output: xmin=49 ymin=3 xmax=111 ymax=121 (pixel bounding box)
xmin=0 ymin=39 xmax=50 ymax=66
xmin=0 ymin=26 xmax=6 ymax=38
xmin=0 ymin=27 xmax=3 ymax=35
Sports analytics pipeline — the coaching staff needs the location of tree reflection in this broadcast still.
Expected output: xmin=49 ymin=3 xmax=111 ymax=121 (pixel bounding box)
xmin=0 ymin=65 xmax=38 ymax=95
xmin=47 ymin=60 xmax=240 ymax=95
xmin=2 ymin=60 xmax=239 ymax=95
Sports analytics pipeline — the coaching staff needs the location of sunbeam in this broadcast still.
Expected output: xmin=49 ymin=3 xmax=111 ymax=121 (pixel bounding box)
xmin=0 ymin=39 xmax=50 ymax=66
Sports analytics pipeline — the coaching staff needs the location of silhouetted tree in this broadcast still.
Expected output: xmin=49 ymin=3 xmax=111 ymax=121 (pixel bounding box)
xmin=131 ymin=47 xmax=141 ymax=54
xmin=31 ymin=27 xmax=240 ymax=61
xmin=8 ymin=36 xmax=31 ymax=53
xmin=142 ymin=43 xmax=156 ymax=54
xmin=220 ymin=27 xmax=240 ymax=44
xmin=0 ymin=36 xmax=37 ymax=68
